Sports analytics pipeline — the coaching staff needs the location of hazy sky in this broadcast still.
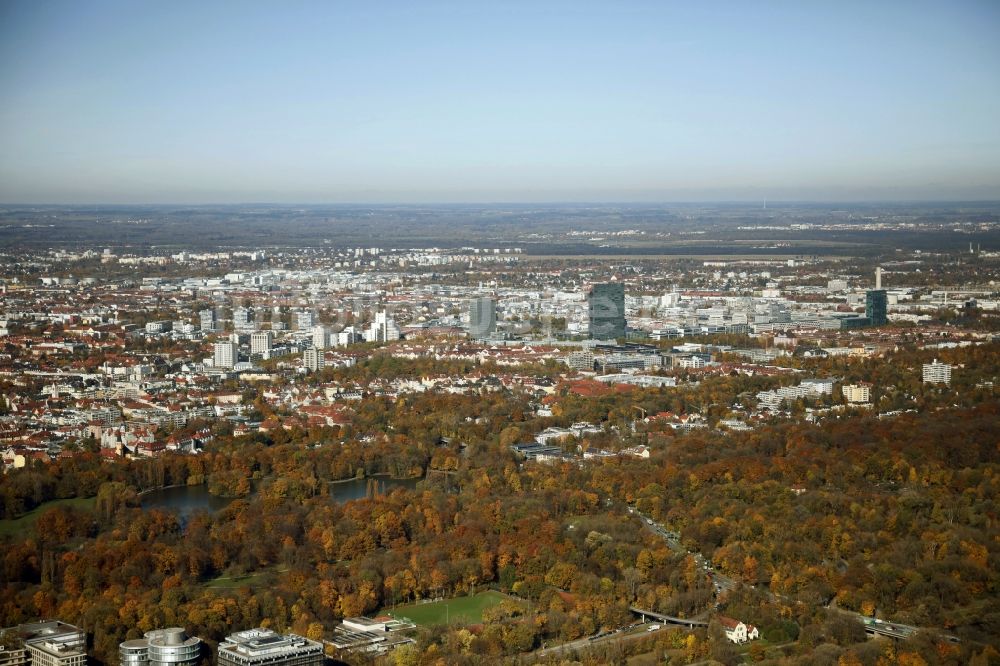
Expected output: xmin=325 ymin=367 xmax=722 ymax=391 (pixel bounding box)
xmin=1 ymin=1 xmax=999 ymax=203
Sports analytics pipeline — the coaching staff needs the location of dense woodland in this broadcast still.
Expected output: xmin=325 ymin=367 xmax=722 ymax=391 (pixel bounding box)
xmin=1 ymin=344 xmax=999 ymax=666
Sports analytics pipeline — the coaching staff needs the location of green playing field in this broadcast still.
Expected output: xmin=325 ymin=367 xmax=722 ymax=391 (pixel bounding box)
xmin=389 ymin=590 xmax=511 ymax=626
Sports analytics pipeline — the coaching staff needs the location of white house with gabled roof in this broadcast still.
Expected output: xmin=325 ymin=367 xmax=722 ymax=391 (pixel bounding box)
xmin=718 ymin=616 xmax=759 ymax=644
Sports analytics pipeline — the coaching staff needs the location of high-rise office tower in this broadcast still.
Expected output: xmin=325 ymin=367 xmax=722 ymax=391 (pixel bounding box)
xmin=199 ymin=309 xmax=219 ymax=332
xmin=468 ymin=297 xmax=497 ymax=338
xmin=250 ymin=331 xmax=274 ymax=356
xmin=866 ymin=290 xmax=887 ymax=327
xmin=368 ymin=311 xmax=400 ymax=343
xmin=587 ymin=283 xmax=626 ymax=340
xmin=233 ymin=307 xmax=254 ymax=331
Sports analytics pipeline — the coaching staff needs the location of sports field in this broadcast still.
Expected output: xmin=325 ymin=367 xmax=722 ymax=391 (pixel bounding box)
xmin=389 ymin=590 xmax=511 ymax=626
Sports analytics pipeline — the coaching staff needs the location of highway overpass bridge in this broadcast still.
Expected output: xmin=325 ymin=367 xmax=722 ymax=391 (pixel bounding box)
xmin=629 ymin=607 xmax=708 ymax=628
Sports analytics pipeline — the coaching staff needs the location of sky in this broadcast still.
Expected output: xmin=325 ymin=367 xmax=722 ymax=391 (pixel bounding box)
xmin=1 ymin=0 xmax=999 ymax=204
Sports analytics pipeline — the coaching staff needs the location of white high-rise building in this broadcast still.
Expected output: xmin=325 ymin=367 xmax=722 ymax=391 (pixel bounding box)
xmin=367 ymin=310 xmax=400 ymax=343
xmin=311 ymin=325 xmax=328 ymax=349
xmin=233 ymin=307 xmax=254 ymax=331
xmin=199 ymin=309 xmax=219 ymax=332
xmin=214 ymin=341 xmax=238 ymax=369
xmin=337 ymin=326 xmax=360 ymax=346
xmin=660 ymin=292 xmax=681 ymax=308
xmin=303 ymin=347 xmax=325 ymax=372
xmin=296 ymin=310 xmax=315 ymax=330
xmin=922 ymin=359 xmax=952 ymax=385
xmin=250 ymin=331 xmax=274 ymax=356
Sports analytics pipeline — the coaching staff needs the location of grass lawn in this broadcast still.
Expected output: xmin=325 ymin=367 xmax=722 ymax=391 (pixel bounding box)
xmin=204 ymin=566 xmax=287 ymax=589
xmin=389 ymin=590 xmax=512 ymax=626
xmin=0 ymin=497 xmax=96 ymax=539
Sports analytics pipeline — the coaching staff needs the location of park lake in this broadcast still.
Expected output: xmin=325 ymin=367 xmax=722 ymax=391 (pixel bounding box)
xmin=141 ymin=476 xmax=421 ymax=520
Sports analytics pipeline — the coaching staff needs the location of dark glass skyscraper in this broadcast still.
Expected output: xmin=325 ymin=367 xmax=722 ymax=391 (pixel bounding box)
xmin=866 ymin=290 xmax=887 ymax=326
xmin=588 ymin=283 xmax=626 ymax=339
xmin=468 ymin=297 xmax=496 ymax=338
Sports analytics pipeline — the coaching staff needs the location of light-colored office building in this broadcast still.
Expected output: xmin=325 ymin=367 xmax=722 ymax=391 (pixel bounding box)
xmin=233 ymin=307 xmax=254 ymax=331
xmin=250 ymin=331 xmax=274 ymax=356
xmin=3 ymin=622 xmax=87 ymax=666
xmin=199 ymin=309 xmax=219 ymax=332
xmin=217 ymin=630 xmax=323 ymax=666
xmin=826 ymin=279 xmax=848 ymax=292
xmin=337 ymin=326 xmax=360 ymax=346
xmin=295 ymin=311 xmax=315 ymax=330
xmin=367 ymin=311 xmax=400 ymax=343
xmin=25 ymin=642 xmax=85 ymax=666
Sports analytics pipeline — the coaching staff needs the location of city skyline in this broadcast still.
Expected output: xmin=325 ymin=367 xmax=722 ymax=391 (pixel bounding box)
xmin=0 ymin=204 xmax=996 ymax=661
xmin=2 ymin=1 xmax=999 ymax=204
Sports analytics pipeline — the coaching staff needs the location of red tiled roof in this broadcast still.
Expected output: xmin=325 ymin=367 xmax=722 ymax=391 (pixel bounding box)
xmin=718 ymin=615 xmax=741 ymax=630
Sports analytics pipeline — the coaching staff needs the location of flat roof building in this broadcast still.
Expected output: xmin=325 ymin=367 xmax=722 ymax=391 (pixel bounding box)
xmin=1 ymin=622 xmax=86 ymax=666
xmin=0 ymin=644 xmax=29 ymax=666
xmin=199 ymin=308 xmax=220 ymax=332
xmin=250 ymin=331 xmax=274 ymax=356
xmin=7 ymin=623 xmax=84 ymax=653
xmin=217 ymin=629 xmax=323 ymax=666
xmin=329 ymin=617 xmax=415 ymax=656
xmin=24 ymin=641 xmax=85 ymax=666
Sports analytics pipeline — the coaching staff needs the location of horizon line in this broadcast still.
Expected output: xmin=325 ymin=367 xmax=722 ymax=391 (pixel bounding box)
xmin=3 ymin=199 xmax=1000 ymax=208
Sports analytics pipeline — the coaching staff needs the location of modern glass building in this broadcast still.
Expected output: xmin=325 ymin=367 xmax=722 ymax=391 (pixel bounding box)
xmin=587 ymin=283 xmax=626 ymax=340
xmin=119 ymin=640 xmax=149 ymax=666
xmin=119 ymin=629 xmax=201 ymax=666
xmin=468 ymin=297 xmax=497 ymax=338
xmin=865 ymin=290 xmax=888 ymax=326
